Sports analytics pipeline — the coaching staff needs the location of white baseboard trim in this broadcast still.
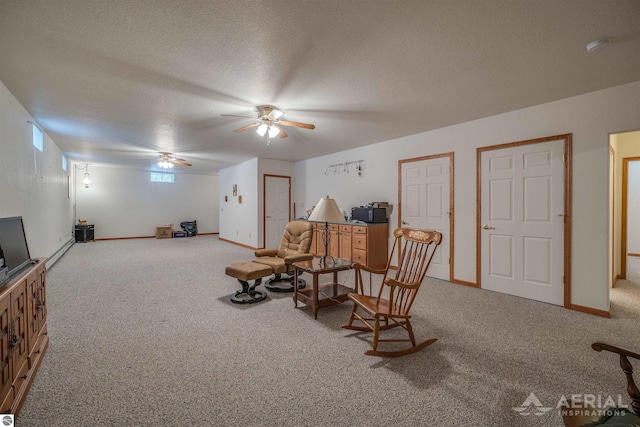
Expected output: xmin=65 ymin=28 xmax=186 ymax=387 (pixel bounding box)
xmin=46 ymin=237 xmax=75 ymax=269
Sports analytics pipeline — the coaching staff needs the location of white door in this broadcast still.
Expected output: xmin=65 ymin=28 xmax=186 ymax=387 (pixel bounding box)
xmin=480 ymin=140 xmax=565 ymax=305
xmin=400 ymin=155 xmax=451 ymax=280
xmin=265 ymin=176 xmax=290 ymax=248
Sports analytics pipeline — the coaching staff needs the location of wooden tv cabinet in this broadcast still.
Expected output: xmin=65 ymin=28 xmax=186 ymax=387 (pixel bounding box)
xmin=0 ymin=258 xmax=48 ymax=416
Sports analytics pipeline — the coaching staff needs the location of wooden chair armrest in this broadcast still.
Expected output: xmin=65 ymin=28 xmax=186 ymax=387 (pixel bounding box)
xmin=592 ymin=342 xmax=640 ymax=416
xmin=385 ymin=277 xmax=421 ymax=290
xmin=592 ymin=342 xmax=640 ymax=360
xmin=352 ymin=263 xmax=387 ymax=275
xmin=255 ymin=248 xmax=278 ymax=257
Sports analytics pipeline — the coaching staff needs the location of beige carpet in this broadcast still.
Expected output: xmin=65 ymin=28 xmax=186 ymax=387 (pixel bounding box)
xmin=16 ymin=236 xmax=640 ymax=427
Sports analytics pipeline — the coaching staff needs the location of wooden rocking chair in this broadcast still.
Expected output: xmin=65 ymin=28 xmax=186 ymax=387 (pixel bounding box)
xmin=341 ymin=227 xmax=442 ymax=357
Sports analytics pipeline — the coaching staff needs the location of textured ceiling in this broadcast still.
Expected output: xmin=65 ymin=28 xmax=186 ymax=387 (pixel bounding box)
xmin=1 ymin=0 xmax=639 ymax=175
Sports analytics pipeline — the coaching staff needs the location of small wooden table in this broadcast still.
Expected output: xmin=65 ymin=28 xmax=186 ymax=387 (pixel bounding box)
xmin=293 ymin=257 xmax=354 ymax=319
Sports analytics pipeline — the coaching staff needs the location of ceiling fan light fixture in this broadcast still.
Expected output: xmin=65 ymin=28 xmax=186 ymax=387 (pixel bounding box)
xmin=270 ymin=109 xmax=284 ymax=120
xmin=158 ymin=160 xmax=173 ymax=169
xmin=268 ymin=125 xmax=279 ymax=138
xmin=256 ymin=124 xmax=268 ymax=136
xmin=586 ymin=37 xmax=612 ymax=52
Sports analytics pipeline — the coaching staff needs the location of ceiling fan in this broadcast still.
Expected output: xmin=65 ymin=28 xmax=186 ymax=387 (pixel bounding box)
xmin=157 ymin=152 xmax=191 ymax=169
xmin=222 ymin=105 xmax=315 ymax=145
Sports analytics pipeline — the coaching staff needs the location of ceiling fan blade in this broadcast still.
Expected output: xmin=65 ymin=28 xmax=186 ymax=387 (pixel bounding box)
xmin=279 ymin=120 xmax=315 ymax=130
xmin=277 ymin=126 xmax=288 ymax=138
xmin=233 ymin=123 xmax=260 ymax=133
xmin=221 ymin=114 xmax=258 ymax=119
xmin=172 ymin=159 xmax=192 ymax=167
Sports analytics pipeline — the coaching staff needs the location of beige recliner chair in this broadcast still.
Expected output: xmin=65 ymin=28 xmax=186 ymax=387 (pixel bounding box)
xmin=254 ymin=220 xmax=314 ymax=292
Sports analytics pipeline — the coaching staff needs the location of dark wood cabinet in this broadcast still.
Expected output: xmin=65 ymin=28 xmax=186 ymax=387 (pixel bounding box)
xmin=0 ymin=259 xmax=48 ymax=415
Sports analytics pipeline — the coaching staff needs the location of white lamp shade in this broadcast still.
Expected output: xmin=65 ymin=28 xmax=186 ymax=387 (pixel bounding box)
xmin=82 ymin=173 xmax=91 ymax=185
xmin=308 ymin=197 xmax=345 ymax=223
xmin=256 ymin=124 xmax=268 ymax=136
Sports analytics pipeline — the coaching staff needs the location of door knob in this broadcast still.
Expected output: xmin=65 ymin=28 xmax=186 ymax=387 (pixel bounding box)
xmin=401 ymin=220 xmax=409 ymax=225
xmin=482 ymin=224 xmax=495 ymax=230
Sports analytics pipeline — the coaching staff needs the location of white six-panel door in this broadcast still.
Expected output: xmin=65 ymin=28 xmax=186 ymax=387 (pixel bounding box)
xmin=400 ymin=154 xmax=452 ymax=280
xmin=264 ymin=176 xmax=290 ymax=248
xmin=480 ymin=139 xmax=565 ymax=305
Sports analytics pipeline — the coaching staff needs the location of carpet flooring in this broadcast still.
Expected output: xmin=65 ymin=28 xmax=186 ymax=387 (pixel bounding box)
xmin=16 ymin=235 xmax=640 ymax=427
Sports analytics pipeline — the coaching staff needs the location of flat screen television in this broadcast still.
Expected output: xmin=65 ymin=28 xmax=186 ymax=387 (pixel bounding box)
xmin=0 ymin=216 xmax=32 ymax=278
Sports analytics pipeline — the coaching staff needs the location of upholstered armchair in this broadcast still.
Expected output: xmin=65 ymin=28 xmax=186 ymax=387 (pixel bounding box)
xmin=253 ymin=220 xmax=314 ymax=292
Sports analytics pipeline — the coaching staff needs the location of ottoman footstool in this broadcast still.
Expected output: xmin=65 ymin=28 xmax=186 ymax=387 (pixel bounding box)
xmin=225 ymin=262 xmax=273 ymax=304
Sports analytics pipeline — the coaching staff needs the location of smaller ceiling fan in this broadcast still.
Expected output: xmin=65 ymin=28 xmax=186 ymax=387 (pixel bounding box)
xmin=157 ymin=152 xmax=191 ymax=169
xmin=222 ymin=105 xmax=315 ymax=145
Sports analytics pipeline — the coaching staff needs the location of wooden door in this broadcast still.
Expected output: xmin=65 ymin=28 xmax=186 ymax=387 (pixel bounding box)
xmin=36 ymin=264 xmax=47 ymax=333
xmin=26 ymin=270 xmax=38 ymax=353
xmin=264 ymin=175 xmax=290 ymax=248
xmin=399 ymin=153 xmax=453 ymax=280
xmin=0 ymin=294 xmax=11 ymax=407
xmin=339 ymin=225 xmax=352 ymax=261
xmin=480 ymin=139 xmax=566 ymax=305
xmin=10 ymin=281 xmax=28 ymax=374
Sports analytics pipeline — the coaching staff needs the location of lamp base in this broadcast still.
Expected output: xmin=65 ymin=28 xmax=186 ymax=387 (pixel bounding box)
xmin=318 ymin=255 xmax=335 ymax=266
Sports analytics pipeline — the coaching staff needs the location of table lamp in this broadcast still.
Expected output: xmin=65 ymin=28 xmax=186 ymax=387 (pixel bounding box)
xmin=308 ymin=196 xmax=345 ymax=265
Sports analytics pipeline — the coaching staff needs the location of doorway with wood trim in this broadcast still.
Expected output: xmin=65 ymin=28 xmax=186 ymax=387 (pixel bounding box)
xmin=620 ymin=156 xmax=640 ymax=283
xmin=263 ymin=175 xmax=291 ymax=249
xmin=609 ymin=130 xmax=640 ymax=317
xmin=398 ymin=152 xmax=453 ymax=281
xmin=477 ymin=134 xmax=572 ymax=307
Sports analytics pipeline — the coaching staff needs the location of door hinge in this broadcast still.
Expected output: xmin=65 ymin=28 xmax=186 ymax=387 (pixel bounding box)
xmin=563 ymin=153 xmax=566 ymax=162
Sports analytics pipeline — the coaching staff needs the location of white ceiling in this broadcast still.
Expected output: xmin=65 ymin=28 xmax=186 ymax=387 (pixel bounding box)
xmin=1 ymin=1 xmax=639 ymax=175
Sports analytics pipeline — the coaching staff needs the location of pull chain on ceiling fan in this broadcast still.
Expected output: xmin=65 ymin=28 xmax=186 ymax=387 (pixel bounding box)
xmin=222 ymin=105 xmax=315 ymax=145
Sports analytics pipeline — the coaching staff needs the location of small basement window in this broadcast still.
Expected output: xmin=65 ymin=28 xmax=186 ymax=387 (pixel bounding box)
xmin=32 ymin=124 xmax=43 ymax=152
xmin=150 ymin=172 xmax=175 ymax=183
xmin=62 ymin=155 xmax=67 ymax=171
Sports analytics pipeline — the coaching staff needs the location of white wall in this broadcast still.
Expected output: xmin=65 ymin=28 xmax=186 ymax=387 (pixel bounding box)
xmin=74 ymin=165 xmax=219 ymax=238
xmin=219 ymin=158 xmax=295 ymax=248
xmin=219 ymin=158 xmax=259 ymax=247
xmin=0 ymin=80 xmax=74 ymax=262
xmin=294 ymin=80 xmax=640 ymax=312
